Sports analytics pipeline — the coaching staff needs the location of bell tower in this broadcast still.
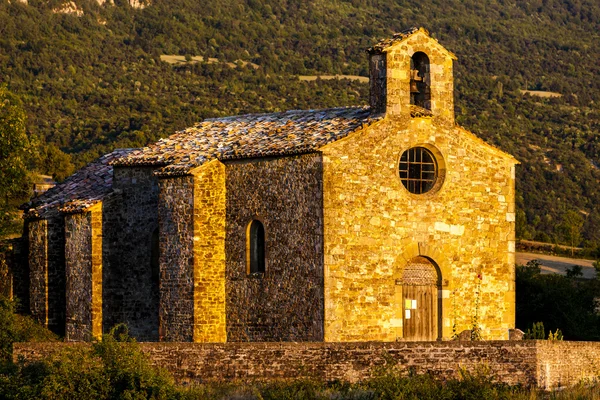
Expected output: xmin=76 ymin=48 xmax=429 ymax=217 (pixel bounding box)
xmin=368 ymin=27 xmax=457 ymax=125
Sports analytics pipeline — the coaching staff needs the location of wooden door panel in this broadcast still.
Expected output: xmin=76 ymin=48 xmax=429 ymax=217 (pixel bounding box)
xmin=403 ymin=284 xmax=436 ymax=341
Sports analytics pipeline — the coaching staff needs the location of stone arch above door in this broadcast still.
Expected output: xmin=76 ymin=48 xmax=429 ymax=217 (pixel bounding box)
xmin=394 ymin=241 xmax=450 ymax=287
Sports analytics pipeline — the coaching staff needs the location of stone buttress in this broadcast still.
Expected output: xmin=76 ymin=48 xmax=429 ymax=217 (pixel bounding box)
xmin=28 ymin=216 xmax=66 ymax=335
xmin=63 ymin=203 xmax=103 ymax=341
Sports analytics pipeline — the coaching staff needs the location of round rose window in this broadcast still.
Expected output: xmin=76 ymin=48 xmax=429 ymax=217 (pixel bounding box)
xmin=399 ymin=147 xmax=438 ymax=194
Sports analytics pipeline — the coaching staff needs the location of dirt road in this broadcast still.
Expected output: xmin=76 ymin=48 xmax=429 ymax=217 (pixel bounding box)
xmin=516 ymin=252 xmax=597 ymax=279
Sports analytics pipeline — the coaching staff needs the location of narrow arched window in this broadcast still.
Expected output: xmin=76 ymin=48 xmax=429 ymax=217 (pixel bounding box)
xmin=247 ymin=220 xmax=265 ymax=274
xmin=410 ymin=52 xmax=431 ymax=110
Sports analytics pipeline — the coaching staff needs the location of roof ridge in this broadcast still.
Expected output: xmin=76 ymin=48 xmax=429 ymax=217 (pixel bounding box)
xmin=204 ymin=105 xmax=369 ymax=123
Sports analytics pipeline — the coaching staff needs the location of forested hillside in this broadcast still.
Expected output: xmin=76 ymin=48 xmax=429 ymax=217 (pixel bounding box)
xmin=0 ymin=0 xmax=599 ymax=248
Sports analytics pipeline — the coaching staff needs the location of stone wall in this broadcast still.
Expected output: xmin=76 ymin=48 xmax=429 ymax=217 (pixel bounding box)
xmin=225 ymin=154 xmax=324 ymax=342
xmin=536 ymin=341 xmax=600 ymax=389
xmin=46 ymin=216 xmax=66 ymax=336
xmin=64 ymin=204 xmax=103 ymax=341
xmin=102 ymin=167 xmax=159 ymax=340
xmin=28 ymin=219 xmax=48 ymax=326
xmin=158 ymin=175 xmax=195 ymax=341
xmin=28 ymin=216 xmax=66 ymax=335
xmin=15 ymin=340 xmax=600 ymax=389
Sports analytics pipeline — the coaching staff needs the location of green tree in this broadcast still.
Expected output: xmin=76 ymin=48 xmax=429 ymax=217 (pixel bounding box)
xmin=0 ymin=87 xmax=33 ymax=239
xmin=38 ymin=144 xmax=74 ymax=182
xmin=559 ymin=210 xmax=584 ymax=256
xmin=0 ymin=87 xmax=31 ymax=205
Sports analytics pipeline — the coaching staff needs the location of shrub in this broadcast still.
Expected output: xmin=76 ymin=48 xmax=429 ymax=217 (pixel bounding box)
xmin=0 ymin=296 xmax=57 ymax=364
xmin=0 ymin=323 xmax=182 ymax=400
xmin=524 ymin=322 xmax=546 ymax=340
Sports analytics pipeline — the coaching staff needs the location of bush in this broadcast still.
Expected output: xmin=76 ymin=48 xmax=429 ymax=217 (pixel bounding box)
xmin=0 ymin=323 xmax=183 ymax=400
xmin=0 ymin=296 xmax=57 ymax=364
xmin=524 ymin=322 xmax=546 ymax=340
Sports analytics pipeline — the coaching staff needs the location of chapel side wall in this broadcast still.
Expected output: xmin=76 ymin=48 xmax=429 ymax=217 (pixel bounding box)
xmin=47 ymin=217 xmax=66 ymax=336
xmin=64 ymin=207 xmax=102 ymax=341
xmin=28 ymin=219 xmax=48 ymax=326
xmin=321 ymin=119 xmax=516 ymax=342
xmin=102 ymin=167 xmax=159 ymax=340
xmin=158 ymin=175 xmax=195 ymax=342
xmin=225 ymin=153 xmax=324 ymax=342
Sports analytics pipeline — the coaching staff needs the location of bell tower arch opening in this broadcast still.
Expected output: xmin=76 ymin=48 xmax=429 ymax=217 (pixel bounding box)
xmin=410 ymin=52 xmax=431 ymax=110
xmin=400 ymin=256 xmax=441 ymax=341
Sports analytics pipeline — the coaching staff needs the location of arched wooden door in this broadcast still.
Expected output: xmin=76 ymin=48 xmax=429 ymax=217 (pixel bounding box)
xmin=401 ymin=257 xmax=439 ymax=341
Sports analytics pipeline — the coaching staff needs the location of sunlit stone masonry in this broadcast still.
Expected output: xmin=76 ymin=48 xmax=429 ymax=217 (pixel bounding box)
xmin=13 ymin=27 xmax=517 ymax=342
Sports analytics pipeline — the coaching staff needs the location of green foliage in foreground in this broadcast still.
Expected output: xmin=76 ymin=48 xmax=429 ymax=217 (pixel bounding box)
xmin=516 ymin=261 xmax=600 ymax=341
xmin=5 ymin=352 xmax=600 ymax=400
xmin=0 ymin=296 xmax=57 ymax=364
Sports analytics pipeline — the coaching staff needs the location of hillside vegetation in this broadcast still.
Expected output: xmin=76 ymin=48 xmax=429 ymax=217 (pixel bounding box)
xmin=0 ymin=0 xmax=599 ymax=247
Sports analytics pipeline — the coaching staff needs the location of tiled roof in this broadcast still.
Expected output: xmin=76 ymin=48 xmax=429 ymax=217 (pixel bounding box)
xmin=368 ymin=27 xmax=457 ymax=60
xmin=368 ymin=27 xmax=422 ymax=53
xmin=114 ymin=106 xmax=380 ymax=177
xmin=23 ymin=149 xmax=136 ymax=219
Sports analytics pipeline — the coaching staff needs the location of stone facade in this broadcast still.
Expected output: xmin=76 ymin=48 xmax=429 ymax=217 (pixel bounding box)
xmin=321 ymin=119 xmax=516 ymax=341
xmin=15 ymin=340 xmax=600 ymax=390
xmin=319 ymin=29 xmax=516 ymax=341
xmin=13 ymin=28 xmax=517 ymax=344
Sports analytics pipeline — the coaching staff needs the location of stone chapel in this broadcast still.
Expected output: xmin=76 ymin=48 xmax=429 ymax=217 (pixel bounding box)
xmin=11 ymin=27 xmax=518 ymax=343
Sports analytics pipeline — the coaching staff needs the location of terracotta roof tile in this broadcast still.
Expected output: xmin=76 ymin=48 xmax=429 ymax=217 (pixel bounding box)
xmin=23 ymin=149 xmax=136 ymax=219
xmin=115 ymin=106 xmax=380 ymax=176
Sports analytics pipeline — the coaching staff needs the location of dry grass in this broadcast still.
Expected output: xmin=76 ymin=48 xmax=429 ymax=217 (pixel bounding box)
xmin=160 ymin=55 xmax=259 ymax=69
xmin=159 ymin=55 xmax=206 ymax=64
xmin=299 ymin=74 xmax=369 ymax=83
xmin=520 ymin=90 xmax=562 ymax=98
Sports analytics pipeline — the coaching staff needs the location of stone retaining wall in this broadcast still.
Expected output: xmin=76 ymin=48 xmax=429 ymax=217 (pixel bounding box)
xmin=14 ymin=341 xmax=600 ymax=389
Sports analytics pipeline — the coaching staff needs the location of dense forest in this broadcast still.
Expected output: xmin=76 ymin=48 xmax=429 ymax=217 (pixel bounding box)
xmin=0 ymin=0 xmax=599 ymax=248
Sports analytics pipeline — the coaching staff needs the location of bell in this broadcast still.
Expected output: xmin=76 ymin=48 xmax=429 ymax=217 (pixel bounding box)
xmin=410 ymin=80 xmax=420 ymax=93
